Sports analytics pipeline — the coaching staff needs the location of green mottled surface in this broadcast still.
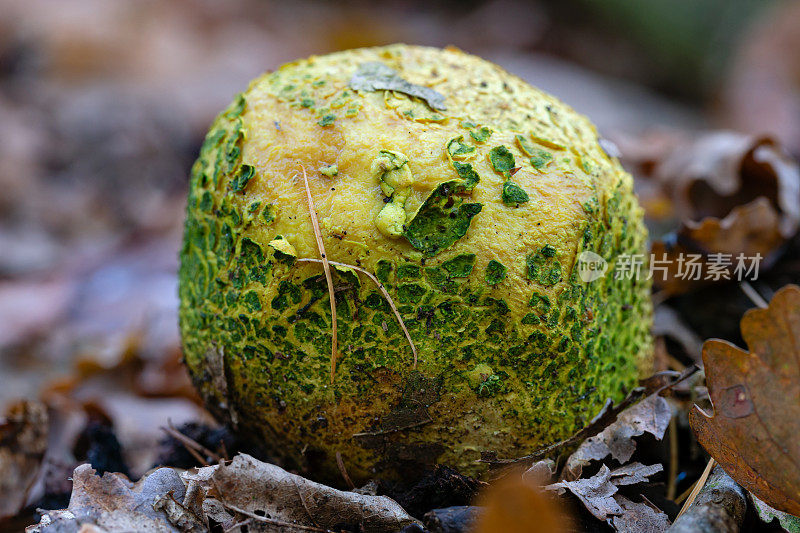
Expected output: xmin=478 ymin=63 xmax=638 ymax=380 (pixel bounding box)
xmin=179 ymin=44 xmax=652 ymax=484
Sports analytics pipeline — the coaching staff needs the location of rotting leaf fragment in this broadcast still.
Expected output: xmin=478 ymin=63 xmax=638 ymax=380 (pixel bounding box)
xmin=349 ymin=61 xmax=447 ymax=111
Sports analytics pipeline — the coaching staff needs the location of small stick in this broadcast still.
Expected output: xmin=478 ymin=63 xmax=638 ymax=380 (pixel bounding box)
xmin=300 ymin=166 xmax=338 ymax=383
xmin=336 ymin=451 xmax=356 ymax=489
xmin=297 ymin=258 xmax=418 ymax=368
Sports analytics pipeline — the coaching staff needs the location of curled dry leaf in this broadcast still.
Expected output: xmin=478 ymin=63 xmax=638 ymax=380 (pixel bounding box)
xmin=619 ymin=130 xmax=800 ymax=295
xmin=546 ymin=463 xmax=666 ymax=525
xmin=0 ymin=401 xmax=48 ymax=520
xmin=621 ymin=131 xmax=800 ymax=232
xmin=183 ymin=453 xmax=419 ymax=533
xmin=690 ymin=284 xmax=800 ymax=515
xmin=563 ymin=394 xmax=671 ymax=480
xmin=650 ymin=198 xmax=785 ymax=294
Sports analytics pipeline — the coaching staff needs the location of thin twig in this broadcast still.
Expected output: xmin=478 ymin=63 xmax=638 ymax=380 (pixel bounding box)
xmin=220 ymin=501 xmax=330 ymax=532
xmin=297 ymin=258 xmax=418 ymax=368
xmin=300 ymin=166 xmax=337 ymax=383
xmin=740 ymin=281 xmax=768 ymax=309
xmin=336 ymin=451 xmax=356 ymax=489
xmin=676 ymin=457 xmax=715 ymax=518
xmin=161 ymin=423 xmax=220 ymax=465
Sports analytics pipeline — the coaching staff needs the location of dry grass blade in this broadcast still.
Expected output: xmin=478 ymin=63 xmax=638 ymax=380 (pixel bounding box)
xmin=739 ymin=281 xmax=768 ymax=309
xmin=336 ymin=451 xmax=355 ymax=489
xmin=300 ymin=166 xmax=338 ymax=383
xmin=297 ymin=258 xmax=418 ymax=368
xmin=677 ymin=458 xmax=715 ymax=518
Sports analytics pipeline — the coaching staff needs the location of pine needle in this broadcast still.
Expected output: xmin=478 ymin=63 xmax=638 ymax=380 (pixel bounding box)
xmin=299 ymin=166 xmax=338 ymax=384
xmin=676 ymin=457 xmax=715 ymax=518
xmin=297 ymin=258 xmax=418 ymax=369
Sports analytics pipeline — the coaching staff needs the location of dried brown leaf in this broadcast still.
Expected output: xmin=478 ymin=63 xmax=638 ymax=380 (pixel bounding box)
xmin=152 ymin=491 xmax=206 ymax=533
xmin=183 ymin=453 xmax=419 ymax=533
xmin=563 ymin=394 xmax=671 ymax=480
xmin=650 ymin=198 xmax=785 ymax=294
xmin=690 ymin=284 xmax=800 ymax=515
xmin=622 ymin=131 xmax=799 ymax=231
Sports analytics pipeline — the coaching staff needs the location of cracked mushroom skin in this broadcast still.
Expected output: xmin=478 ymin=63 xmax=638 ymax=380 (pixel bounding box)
xmin=179 ymin=44 xmax=652 ymax=483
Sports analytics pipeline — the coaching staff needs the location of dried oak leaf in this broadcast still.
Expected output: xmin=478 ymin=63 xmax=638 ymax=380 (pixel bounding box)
xmin=611 ymin=495 xmax=671 ymax=533
xmin=690 ymin=284 xmax=800 ymax=515
xmin=0 ymin=401 xmax=48 ymax=520
xmin=183 ymin=453 xmax=419 ymax=533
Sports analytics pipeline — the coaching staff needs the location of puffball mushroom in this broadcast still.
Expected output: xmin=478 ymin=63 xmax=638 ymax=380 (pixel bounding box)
xmin=179 ymin=44 xmax=652 ymax=483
